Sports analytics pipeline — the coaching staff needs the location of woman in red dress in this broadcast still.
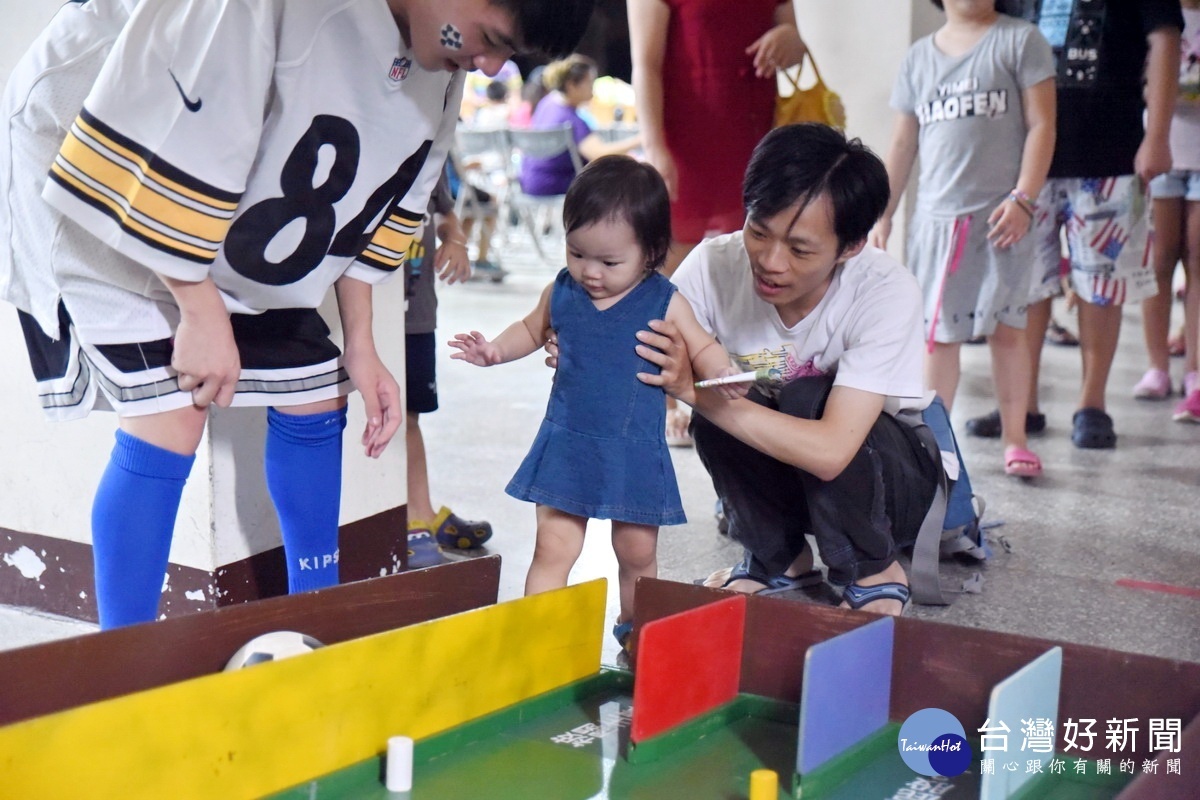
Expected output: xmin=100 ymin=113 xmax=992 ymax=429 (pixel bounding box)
xmin=629 ymin=0 xmax=805 ymax=443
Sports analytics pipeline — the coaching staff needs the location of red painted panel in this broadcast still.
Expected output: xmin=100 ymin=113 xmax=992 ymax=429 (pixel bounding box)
xmin=631 ymin=594 xmax=746 ymax=742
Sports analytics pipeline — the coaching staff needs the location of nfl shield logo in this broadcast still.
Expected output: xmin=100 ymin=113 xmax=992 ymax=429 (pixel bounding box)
xmin=389 ymin=57 xmax=411 ymax=82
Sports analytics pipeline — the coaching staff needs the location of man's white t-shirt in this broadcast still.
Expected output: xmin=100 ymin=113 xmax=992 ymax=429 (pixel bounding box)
xmin=672 ymin=231 xmax=929 ymax=416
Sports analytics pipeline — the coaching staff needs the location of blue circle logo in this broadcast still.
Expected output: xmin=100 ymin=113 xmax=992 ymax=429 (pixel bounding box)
xmin=897 ymin=708 xmax=972 ymax=777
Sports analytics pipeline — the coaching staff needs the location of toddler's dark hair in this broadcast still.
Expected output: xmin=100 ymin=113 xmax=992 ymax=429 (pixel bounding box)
xmin=563 ymin=156 xmax=672 ymax=271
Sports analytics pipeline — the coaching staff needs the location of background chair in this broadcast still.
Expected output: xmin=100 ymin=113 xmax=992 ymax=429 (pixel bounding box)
xmin=506 ymin=123 xmax=584 ymax=265
xmin=451 ymin=126 xmax=513 ymax=244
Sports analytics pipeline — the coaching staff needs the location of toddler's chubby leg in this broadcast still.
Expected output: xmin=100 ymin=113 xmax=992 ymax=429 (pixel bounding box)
xmin=524 ymin=506 xmax=588 ymax=596
xmin=610 ymin=522 xmax=659 ymax=624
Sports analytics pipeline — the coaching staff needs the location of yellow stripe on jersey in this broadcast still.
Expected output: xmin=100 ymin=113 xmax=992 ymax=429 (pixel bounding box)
xmin=74 ymin=116 xmax=238 ymax=212
xmin=50 ymin=112 xmax=240 ymax=263
xmin=361 ymin=212 xmax=422 ymax=270
xmin=50 ymin=157 xmax=219 ymax=262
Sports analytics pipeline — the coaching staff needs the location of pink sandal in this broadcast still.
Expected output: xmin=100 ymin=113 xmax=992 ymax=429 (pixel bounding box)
xmin=1004 ymin=446 xmax=1043 ymax=478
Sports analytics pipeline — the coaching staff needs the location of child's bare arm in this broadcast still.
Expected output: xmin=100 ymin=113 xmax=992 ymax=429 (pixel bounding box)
xmin=987 ymin=78 xmax=1055 ymax=249
xmin=869 ymin=112 xmax=919 ymax=251
xmin=663 ymin=293 xmax=746 ymax=399
xmin=1138 ymin=26 xmax=1183 ymax=183
xmin=450 ymin=283 xmax=553 ymax=366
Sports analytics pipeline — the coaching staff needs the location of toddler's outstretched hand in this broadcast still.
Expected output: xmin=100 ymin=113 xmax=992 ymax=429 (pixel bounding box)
xmin=449 ymin=331 xmax=503 ymax=366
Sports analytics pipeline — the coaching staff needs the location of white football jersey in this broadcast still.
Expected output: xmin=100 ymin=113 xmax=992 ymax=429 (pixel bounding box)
xmin=25 ymin=0 xmax=461 ymax=325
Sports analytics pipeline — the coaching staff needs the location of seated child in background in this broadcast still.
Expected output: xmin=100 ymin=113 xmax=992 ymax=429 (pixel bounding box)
xmin=404 ymin=168 xmax=493 ymax=567
xmin=449 ymin=156 xmax=742 ymax=652
xmin=472 ymin=80 xmax=514 ymax=129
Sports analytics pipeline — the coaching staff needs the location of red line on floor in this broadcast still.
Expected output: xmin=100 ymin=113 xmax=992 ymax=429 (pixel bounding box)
xmin=1115 ymin=579 xmax=1200 ymax=599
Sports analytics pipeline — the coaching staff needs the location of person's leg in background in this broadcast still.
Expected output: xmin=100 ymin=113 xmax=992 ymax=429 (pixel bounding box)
xmin=967 ymin=184 xmax=1063 ymax=439
xmin=471 ymin=190 xmax=505 ymax=279
xmin=1180 ymin=184 xmax=1200 ymax=393
xmin=988 ymin=321 xmax=1039 ymax=474
xmin=1065 ymin=175 xmax=1156 ymax=449
xmin=1172 ymin=180 xmax=1200 ymax=420
xmin=925 ymin=341 xmax=963 ymax=410
xmin=1135 ymin=177 xmax=1183 ymax=399
xmin=404 ymin=332 xmax=491 ymax=562
xmin=1024 ymin=296 xmax=1053 ymax=418
xmin=1077 ymin=300 xmax=1124 ymax=412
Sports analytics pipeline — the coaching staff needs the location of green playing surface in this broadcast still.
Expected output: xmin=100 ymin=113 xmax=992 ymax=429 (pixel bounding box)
xmin=269 ymin=670 xmax=796 ymax=799
xmin=267 ymin=670 xmax=1131 ymax=800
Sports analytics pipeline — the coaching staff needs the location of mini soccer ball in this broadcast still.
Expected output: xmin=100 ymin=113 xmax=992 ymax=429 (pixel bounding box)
xmin=223 ymin=630 xmax=324 ymax=671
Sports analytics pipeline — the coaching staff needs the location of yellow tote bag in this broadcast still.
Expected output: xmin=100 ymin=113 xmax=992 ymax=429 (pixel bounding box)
xmin=774 ymin=52 xmax=846 ymax=131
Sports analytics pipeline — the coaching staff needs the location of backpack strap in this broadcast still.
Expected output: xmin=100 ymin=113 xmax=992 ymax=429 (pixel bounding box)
xmin=897 ymin=404 xmax=986 ymax=606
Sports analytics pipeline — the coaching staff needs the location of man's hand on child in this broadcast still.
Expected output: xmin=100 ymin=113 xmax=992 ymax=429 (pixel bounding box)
xmin=635 ymin=319 xmax=696 ymax=405
xmin=543 ymin=329 xmax=559 ymax=369
xmin=449 ymin=331 xmax=503 ymax=366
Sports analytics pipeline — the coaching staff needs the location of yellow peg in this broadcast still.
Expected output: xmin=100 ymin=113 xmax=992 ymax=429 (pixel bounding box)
xmin=748 ymin=768 xmax=778 ymax=800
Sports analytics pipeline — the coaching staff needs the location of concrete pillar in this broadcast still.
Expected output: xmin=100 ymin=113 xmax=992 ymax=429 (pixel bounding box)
xmin=0 ymin=2 xmax=408 ymax=621
xmin=792 ymin=0 xmax=942 ymax=257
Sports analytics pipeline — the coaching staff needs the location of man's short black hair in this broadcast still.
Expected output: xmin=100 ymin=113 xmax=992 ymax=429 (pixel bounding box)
xmin=743 ymin=123 xmax=890 ymax=253
xmin=495 ymin=0 xmax=596 ymax=60
xmin=564 ymin=155 xmax=672 ymax=272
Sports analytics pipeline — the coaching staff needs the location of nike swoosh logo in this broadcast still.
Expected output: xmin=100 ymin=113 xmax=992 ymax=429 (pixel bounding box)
xmin=168 ymin=69 xmax=202 ymax=112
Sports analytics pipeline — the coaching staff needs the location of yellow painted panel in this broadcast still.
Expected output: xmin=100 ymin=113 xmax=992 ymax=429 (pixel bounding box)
xmin=0 ymin=580 xmax=605 ymax=800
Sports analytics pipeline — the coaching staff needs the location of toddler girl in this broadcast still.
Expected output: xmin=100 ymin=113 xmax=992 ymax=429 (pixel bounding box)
xmin=450 ymin=155 xmax=738 ymax=651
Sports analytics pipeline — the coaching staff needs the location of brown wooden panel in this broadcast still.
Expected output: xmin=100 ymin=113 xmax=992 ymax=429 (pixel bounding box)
xmin=0 ymin=556 xmax=499 ymax=726
xmin=891 ymin=617 xmax=1200 ymax=758
xmin=632 ymin=578 xmax=1200 ymax=760
xmin=0 ymin=505 xmax=409 ymax=622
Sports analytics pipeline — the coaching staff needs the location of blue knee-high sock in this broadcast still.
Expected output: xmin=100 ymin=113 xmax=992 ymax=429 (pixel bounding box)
xmin=264 ymin=407 xmax=347 ymax=593
xmin=92 ymin=430 xmax=195 ymax=630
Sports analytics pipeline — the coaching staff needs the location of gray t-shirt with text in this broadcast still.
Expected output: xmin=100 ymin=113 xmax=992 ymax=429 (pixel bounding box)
xmin=891 ymin=15 xmax=1055 ymax=216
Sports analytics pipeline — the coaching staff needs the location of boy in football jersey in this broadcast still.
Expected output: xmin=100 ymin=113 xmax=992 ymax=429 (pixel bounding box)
xmin=0 ymin=0 xmax=593 ymax=629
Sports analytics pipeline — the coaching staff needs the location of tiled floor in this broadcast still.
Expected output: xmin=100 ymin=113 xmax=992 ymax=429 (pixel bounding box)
xmin=3 ymin=225 xmax=1198 ymax=668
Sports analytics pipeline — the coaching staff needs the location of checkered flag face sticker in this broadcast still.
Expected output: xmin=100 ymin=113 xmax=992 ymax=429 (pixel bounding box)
xmin=440 ymin=24 xmax=463 ymax=49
